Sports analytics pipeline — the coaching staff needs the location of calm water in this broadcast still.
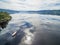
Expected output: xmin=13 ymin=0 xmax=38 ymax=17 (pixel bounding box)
xmin=0 ymin=13 xmax=60 ymax=45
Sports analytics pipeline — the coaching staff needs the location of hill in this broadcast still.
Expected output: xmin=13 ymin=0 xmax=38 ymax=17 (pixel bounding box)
xmin=0 ymin=9 xmax=19 ymax=14
xmin=0 ymin=9 xmax=60 ymax=15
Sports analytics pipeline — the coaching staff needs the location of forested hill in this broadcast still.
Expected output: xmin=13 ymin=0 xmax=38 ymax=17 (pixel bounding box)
xmin=38 ymin=10 xmax=60 ymax=15
xmin=0 ymin=9 xmax=19 ymax=14
xmin=0 ymin=9 xmax=60 ymax=15
xmin=27 ymin=10 xmax=60 ymax=15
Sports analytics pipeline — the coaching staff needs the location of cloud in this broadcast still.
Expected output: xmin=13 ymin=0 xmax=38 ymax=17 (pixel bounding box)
xmin=0 ymin=0 xmax=60 ymax=11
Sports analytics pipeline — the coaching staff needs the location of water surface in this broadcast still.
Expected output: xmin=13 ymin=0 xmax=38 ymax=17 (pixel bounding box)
xmin=0 ymin=13 xmax=60 ymax=45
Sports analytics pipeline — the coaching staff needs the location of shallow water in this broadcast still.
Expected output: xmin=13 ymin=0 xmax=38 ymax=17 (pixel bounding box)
xmin=0 ymin=13 xmax=60 ymax=45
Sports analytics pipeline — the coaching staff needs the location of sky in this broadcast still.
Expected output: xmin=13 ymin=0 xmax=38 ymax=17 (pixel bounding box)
xmin=0 ymin=0 xmax=60 ymax=11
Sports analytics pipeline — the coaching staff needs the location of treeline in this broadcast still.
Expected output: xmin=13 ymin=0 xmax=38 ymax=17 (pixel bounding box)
xmin=39 ymin=10 xmax=60 ymax=15
xmin=27 ymin=10 xmax=60 ymax=15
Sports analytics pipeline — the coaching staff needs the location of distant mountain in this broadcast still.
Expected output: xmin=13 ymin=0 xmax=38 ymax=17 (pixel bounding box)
xmin=26 ymin=10 xmax=60 ymax=15
xmin=0 ymin=9 xmax=19 ymax=14
xmin=38 ymin=10 xmax=60 ymax=15
xmin=0 ymin=9 xmax=60 ymax=15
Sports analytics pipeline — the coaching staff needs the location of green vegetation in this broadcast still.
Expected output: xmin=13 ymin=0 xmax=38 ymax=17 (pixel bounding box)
xmin=0 ymin=12 xmax=12 ymax=23
xmin=0 ymin=12 xmax=12 ymax=29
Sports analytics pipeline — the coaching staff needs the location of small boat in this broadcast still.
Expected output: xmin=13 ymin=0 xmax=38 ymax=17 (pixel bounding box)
xmin=12 ymin=31 xmax=17 ymax=37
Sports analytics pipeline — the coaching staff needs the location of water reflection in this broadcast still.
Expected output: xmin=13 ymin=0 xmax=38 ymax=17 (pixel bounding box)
xmin=0 ymin=14 xmax=60 ymax=45
xmin=0 ymin=21 xmax=9 ymax=29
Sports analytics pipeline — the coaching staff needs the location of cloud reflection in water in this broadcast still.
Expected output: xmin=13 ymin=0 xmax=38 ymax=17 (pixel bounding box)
xmin=0 ymin=14 xmax=60 ymax=45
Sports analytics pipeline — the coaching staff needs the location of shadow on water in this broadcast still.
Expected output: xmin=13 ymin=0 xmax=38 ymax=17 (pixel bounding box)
xmin=0 ymin=21 xmax=9 ymax=29
xmin=0 ymin=29 xmax=25 ymax=45
xmin=4 ymin=30 xmax=25 ymax=45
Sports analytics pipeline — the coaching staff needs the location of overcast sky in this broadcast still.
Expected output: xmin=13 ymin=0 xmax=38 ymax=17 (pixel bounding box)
xmin=0 ymin=0 xmax=60 ymax=11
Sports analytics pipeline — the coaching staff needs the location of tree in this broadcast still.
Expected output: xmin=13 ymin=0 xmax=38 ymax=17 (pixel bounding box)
xmin=0 ymin=11 xmax=12 ymax=29
xmin=0 ymin=11 xmax=12 ymax=22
